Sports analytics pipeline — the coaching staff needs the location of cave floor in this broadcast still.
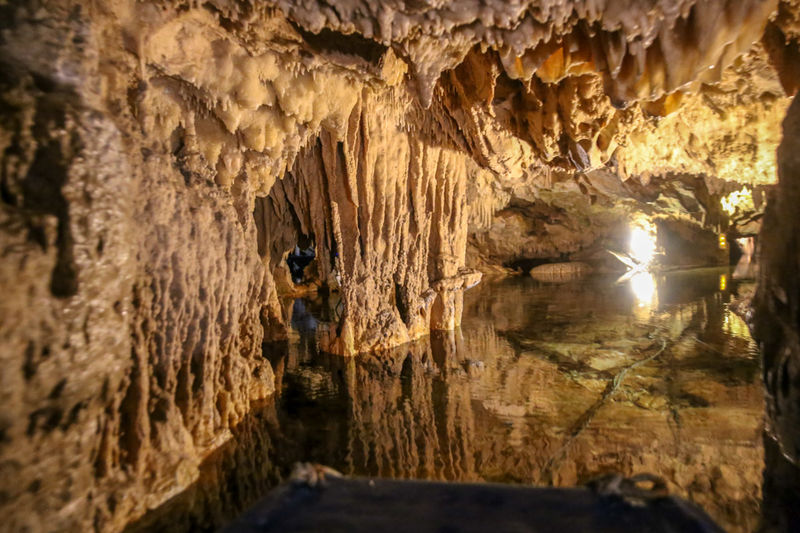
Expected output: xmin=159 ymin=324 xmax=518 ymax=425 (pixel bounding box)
xmin=128 ymin=268 xmax=763 ymax=533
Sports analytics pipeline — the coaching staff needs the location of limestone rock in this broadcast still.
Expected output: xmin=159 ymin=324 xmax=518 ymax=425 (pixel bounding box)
xmin=529 ymin=261 xmax=593 ymax=282
xmin=0 ymin=0 xmax=799 ymax=529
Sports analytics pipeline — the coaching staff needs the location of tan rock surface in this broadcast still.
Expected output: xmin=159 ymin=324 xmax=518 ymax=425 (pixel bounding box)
xmin=0 ymin=0 xmax=796 ymax=530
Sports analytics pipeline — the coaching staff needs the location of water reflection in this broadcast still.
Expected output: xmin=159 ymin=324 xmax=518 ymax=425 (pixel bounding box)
xmin=128 ymin=268 xmax=764 ymax=533
xmin=629 ymin=270 xmax=657 ymax=310
xmin=275 ymin=268 xmax=762 ymax=533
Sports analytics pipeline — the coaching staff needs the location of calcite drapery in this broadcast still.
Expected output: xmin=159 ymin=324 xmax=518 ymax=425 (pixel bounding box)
xmin=277 ymin=0 xmax=778 ymax=107
xmin=257 ymin=89 xmax=480 ymax=354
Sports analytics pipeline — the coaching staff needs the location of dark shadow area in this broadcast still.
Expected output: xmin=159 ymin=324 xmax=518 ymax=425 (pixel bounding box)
xmin=761 ymin=434 xmax=800 ymax=532
xmin=503 ymin=256 xmax=559 ymax=272
xmin=291 ymin=24 xmax=388 ymax=65
xmin=286 ymin=245 xmax=315 ymax=284
xmin=224 ymin=476 xmax=724 ymax=533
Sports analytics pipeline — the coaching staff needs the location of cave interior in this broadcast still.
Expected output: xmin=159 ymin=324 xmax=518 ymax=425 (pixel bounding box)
xmin=2 ymin=0 xmax=800 ymax=531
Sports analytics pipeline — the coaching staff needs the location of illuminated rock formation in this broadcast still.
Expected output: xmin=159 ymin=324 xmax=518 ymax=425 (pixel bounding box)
xmin=0 ymin=0 xmax=797 ymax=530
xmin=256 ymin=90 xmax=479 ymax=354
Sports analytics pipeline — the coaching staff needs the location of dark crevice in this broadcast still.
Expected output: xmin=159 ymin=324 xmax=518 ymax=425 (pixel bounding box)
xmin=503 ymin=257 xmax=559 ymax=273
xmin=23 ymin=96 xmax=81 ymax=297
xmin=118 ymin=348 xmax=143 ymax=469
xmin=290 ymin=23 xmax=388 ymax=65
xmin=395 ymin=282 xmax=410 ymax=326
xmin=287 ymin=244 xmax=315 ymax=284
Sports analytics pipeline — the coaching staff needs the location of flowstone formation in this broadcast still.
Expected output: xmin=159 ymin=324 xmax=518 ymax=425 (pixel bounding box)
xmin=0 ymin=0 xmax=797 ymax=530
xmin=256 ymin=90 xmax=480 ymax=354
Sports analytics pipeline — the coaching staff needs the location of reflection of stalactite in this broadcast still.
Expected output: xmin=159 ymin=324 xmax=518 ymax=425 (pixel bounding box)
xmin=127 ymin=274 xmax=760 ymax=533
xmin=340 ymin=332 xmax=476 ymax=481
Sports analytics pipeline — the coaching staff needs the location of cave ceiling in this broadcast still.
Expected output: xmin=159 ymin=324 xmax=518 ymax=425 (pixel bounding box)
xmin=105 ymin=0 xmax=795 ymax=270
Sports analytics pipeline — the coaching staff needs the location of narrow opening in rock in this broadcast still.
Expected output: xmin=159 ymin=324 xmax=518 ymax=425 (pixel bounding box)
xmin=286 ymin=242 xmax=315 ymax=285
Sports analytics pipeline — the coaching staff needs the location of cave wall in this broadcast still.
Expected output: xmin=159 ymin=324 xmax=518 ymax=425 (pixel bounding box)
xmin=753 ymin=95 xmax=800 ymax=532
xmin=755 ymin=95 xmax=800 ymax=464
xmin=0 ymin=2 xmax=273 ymax=531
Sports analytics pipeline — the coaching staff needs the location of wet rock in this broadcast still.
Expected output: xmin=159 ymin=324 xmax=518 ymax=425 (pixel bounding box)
xmin=529 ymin=261 xmax=593 ymax=282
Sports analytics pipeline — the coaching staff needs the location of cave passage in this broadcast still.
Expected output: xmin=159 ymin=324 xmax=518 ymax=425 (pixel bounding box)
xmin=126 ymin=267 xmax=763 ymax=533
xmin=6 ymin=0 xmax=800 ymax=531
xmin=286 ymin=245 xmax=315 ymax=284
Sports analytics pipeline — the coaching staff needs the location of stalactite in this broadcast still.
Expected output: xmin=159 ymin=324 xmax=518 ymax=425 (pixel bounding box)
xmin=259 ymin=89 xmax=481 ymax=354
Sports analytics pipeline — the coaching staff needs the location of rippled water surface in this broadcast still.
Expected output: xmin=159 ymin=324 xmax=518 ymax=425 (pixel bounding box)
xmin=130 ymin=268 xmax=764 ymax=533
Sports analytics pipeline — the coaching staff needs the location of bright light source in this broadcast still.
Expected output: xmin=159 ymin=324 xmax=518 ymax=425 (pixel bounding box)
xmin=630 ymin=271 xmax=656 ymax=308
xmin=629 ymin=219 xmax=657 ymax=267
xmin=721 ymin=187 xmax=754 ymax=216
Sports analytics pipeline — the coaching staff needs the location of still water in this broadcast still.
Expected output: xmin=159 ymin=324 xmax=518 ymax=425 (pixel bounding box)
xmin=129 ymin=268 xmax=763 ymax=533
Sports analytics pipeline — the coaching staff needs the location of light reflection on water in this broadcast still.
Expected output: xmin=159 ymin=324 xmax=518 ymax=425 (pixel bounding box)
xmin=127 ymin=268 xmax=764 ymax=533
xmin=629 ymin=270 xmax=657 ymax=310
xmin=274 ymin=268 xmax=762 ymax=533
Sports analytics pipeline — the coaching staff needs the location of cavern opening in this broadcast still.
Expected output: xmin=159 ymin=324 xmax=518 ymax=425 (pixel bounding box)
xmin=3 ymin=0 xmax=800 ymax=532
xmin=286 ymin=243 xmax=315 ymax=284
